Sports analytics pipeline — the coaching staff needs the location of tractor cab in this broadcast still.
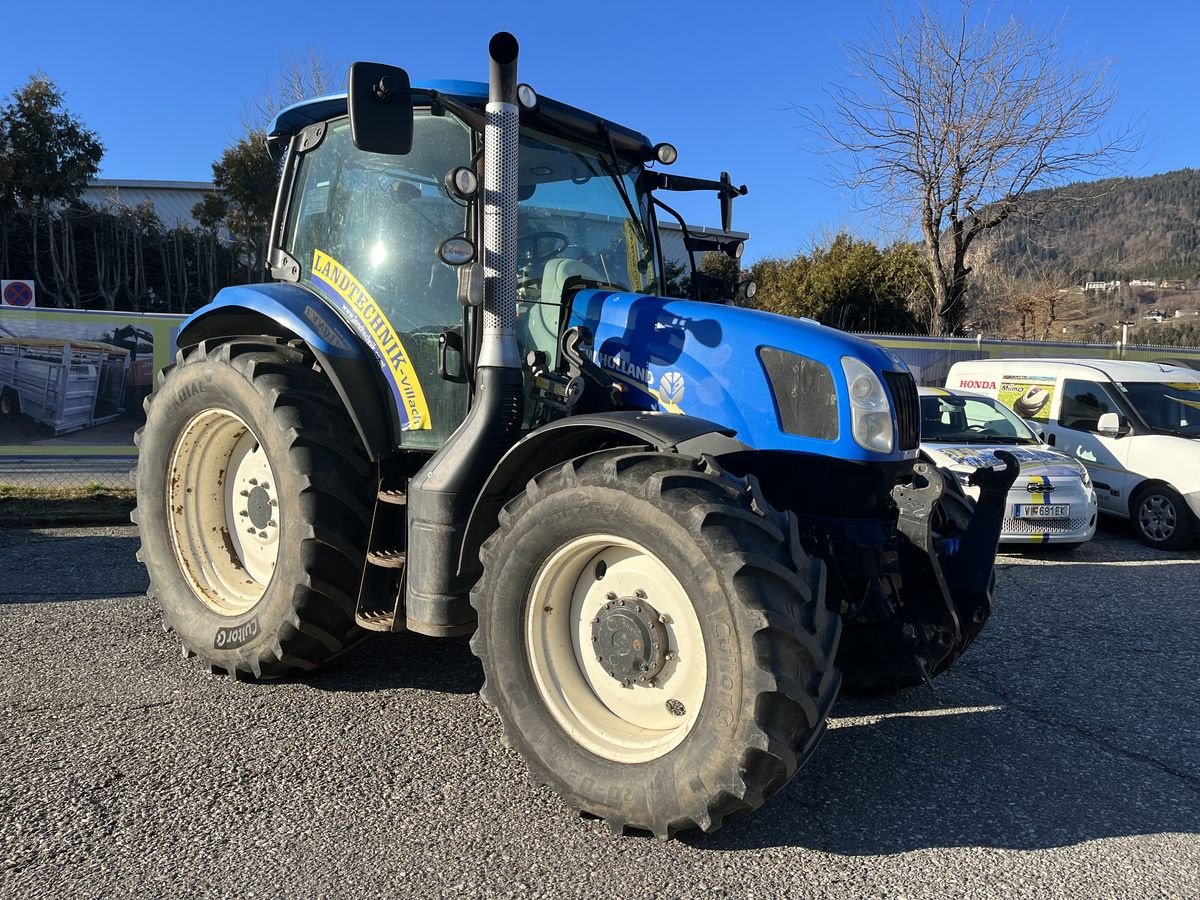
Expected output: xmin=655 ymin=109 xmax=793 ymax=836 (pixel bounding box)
xmin=265 ymin=83 xmax=679 ymax=448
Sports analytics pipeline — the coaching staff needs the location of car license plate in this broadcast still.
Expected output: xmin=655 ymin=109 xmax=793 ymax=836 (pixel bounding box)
xmin=1014 ymin=504 xmax=1071 ymax=519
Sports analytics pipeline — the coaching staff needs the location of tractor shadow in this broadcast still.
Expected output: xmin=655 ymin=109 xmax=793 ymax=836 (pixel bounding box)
xmin=682 ymin=687 xmax=1200 ymax=854
xmin=304 ymin=631 xmax=483 ymax=696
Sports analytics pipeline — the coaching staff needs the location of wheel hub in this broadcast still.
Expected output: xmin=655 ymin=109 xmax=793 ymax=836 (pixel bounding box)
xmin=591 ymin=595 xmax=667 ymax=685
xmin=246 ymin=484 xmax=273 ymax=529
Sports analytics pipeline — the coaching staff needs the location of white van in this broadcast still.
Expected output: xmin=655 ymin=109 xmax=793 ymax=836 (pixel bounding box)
xmin=945 ymin=358 xmax=1200 ymax=549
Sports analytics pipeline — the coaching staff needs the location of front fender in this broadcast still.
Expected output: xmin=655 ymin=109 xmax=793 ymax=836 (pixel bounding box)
xmin=458 ymin=411 xmax=748 ymax=579
xmin=179 ymin=283 xmax=395 ymax=459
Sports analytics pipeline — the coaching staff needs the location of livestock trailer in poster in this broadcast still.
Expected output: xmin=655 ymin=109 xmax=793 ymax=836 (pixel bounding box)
xmin=0 ymin=338 xmax=128 ymax=434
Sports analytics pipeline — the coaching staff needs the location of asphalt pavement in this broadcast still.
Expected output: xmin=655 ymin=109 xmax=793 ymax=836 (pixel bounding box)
xmin=1 ymin=523 xmax=1198 ymax=898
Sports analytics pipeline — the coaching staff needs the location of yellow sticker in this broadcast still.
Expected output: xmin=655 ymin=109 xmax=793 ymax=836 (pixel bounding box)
xmin=310 ymin=249 xmax=431 ymax=431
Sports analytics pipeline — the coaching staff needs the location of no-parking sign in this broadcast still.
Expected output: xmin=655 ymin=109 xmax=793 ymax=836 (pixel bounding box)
xmin=1 ymin=280 xmax=36 ymax=308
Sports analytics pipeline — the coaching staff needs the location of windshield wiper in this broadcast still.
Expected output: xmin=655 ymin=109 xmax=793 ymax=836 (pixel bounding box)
xmin=945 ymin=435 xmax=1026 ymax=444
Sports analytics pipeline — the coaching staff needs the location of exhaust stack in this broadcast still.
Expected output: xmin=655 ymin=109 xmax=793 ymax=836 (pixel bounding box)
xmin=480 ymin=31 xmax=521 ymax=369
xmin=403 ymin=33 xmax=526 ymax=635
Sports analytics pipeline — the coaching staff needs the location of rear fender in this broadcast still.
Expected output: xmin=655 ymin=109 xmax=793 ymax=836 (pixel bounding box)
xmin=458 ymin=411 xmax=747 ymax=579
xmin=178 ymin=284 xmax=396 ymax=459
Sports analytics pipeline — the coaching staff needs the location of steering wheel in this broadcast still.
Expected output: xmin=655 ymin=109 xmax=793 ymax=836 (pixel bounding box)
xmin=518 ymin=230 xmax=570 ymax=269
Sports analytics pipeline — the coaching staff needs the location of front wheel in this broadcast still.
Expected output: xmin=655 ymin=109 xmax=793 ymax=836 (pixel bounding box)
xmin=470 ymin=451 xmax=841 ymax=838
xmin=1132 ymin=483 xmax=1196 ymax=550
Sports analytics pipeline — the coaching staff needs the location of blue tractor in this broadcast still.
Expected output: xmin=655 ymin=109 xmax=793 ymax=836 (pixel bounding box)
xmin=135 ymin=33 xmax=1016 ymax=837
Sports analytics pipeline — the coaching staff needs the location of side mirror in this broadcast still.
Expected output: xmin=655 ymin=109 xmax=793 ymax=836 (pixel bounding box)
xmin=1097 ymin=412 xmax=1126 ymax=436
xmin=348 ymin=62 xmax=414 ymax=155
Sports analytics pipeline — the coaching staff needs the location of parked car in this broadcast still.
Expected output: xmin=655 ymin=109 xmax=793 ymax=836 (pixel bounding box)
xmin=945 ymin=358 xmax=1200 ymax=549
xmin=919 ymin=387 xmax=1098 ymax=548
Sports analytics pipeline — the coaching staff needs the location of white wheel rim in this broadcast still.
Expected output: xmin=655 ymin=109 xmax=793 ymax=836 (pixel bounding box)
xmin=167 ymin=409 xmax=280 ymax=615
xmin=525 ymin=534 xmax=707 ymax=764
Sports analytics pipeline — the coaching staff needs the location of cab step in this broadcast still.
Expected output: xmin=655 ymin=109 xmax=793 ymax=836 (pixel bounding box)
xmin=367 ymin=548 xmax=406 ymax=568
xmin=354 ymin=474 xmax=410 ymax=633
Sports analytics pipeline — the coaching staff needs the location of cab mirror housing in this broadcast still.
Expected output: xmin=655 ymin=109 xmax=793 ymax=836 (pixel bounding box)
xmin=1096 ymin=412 xmax=1125 ymax=436
xmin=348 ymin=62 xmax=414 ymax=155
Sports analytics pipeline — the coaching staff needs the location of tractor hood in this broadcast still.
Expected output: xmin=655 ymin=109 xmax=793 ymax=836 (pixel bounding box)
xmin=565 ymin=290 xmax=917 ymax=462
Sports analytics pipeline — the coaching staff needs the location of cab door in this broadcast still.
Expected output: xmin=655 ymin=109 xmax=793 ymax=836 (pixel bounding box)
xmin=1046 ymin=378 xmax=1131 ymax=513
xmin=283 ymin=111 xmax=474 ymax=451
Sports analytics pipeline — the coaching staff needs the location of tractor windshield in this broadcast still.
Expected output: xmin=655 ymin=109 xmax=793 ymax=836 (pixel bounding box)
xmin=514 ymin=129 xmax=658 ymax=361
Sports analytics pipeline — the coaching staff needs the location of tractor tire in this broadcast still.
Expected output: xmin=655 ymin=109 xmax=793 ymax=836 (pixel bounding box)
xmin=133 ymin=337 xmax=372 ymax=678
xmin=1131 ymin=483 xmax=1196 ymax=550
xmin=839 ymin=470 xmax=989 ymax=697
xmin=469 ymin=450 xmax=841 ymax=838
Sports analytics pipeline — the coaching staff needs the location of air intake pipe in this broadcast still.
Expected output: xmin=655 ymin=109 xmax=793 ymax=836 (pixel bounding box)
xmin=404 ymin=32 xmax=526 ymax=635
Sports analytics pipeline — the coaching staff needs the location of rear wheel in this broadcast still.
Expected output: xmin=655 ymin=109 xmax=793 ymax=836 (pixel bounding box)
xmin=470 ymin=450 xmax=841 ymax=838
xmin=134 ymin=337 xmax=372 ymax=677
xmin=1132 ymin=483 xmax=1195 ymax=550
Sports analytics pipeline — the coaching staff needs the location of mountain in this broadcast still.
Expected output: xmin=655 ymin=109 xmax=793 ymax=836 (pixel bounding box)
xmin=977 ymin=168 xmax=1200 ymax=283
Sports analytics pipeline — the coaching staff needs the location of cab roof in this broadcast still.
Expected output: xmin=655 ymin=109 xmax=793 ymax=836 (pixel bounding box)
xmin=960 ymin=358 xmax=1200 ymax=383
xmin=269 ymin=79 xmax=654 ymax=160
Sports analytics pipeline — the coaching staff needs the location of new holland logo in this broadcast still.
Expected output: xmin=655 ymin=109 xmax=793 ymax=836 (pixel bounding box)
xmin=660 ymin=371 xmax=685 ymax=405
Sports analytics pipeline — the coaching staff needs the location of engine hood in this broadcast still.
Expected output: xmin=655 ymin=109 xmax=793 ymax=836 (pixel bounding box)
xmin=923 ymin=442 xmax=1086 ymax=478
xmin=565 ymin=290 xmax=914 ymax=460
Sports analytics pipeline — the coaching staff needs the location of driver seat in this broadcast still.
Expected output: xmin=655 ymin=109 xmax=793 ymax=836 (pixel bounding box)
xmin=520 ymin=257 xmax=603 ymax=360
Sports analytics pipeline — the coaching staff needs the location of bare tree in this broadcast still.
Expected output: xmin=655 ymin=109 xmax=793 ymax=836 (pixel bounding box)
xmin=241 ymin=47 xmax=341 ymax=135
xmin=804 ymin=1 xmax=1137 ymax=335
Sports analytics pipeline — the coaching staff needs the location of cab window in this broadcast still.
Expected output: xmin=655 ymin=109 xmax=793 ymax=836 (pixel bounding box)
xmin=1058 ymin=379 xmax=1116 ymax=431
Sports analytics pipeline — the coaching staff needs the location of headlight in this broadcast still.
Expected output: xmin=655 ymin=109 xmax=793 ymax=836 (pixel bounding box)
xmin=1078 ymin=466 xmax=1092 ymax=487
xmin=840 ymin=356 xmax=894 ymax=453
xmin=950 ymin=468 xmax=974 ymax=487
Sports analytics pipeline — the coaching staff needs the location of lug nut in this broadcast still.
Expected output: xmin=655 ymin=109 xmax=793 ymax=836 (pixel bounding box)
xmin=635 ymin=589 xmax=647 ymax=599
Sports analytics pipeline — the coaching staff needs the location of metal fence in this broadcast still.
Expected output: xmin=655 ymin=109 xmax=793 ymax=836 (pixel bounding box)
xmin=860 ymin=333 xmax=1200 ymax=386
xmin=0 ymin=455 xmax=136 ymax=491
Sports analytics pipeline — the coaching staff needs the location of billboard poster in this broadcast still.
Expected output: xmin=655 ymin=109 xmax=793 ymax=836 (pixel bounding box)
xmin=997 ymin=375 xmax=1057 ymax=421
xmin=0 ymin=307 xmax=183 ymax=457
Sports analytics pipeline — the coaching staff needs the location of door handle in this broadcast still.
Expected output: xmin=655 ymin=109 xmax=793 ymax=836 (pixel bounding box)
xmin=438 ymin=330 xmax=467 ymax=383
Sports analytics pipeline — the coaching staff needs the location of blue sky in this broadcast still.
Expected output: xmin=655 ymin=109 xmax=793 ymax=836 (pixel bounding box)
xmin=4 ymin=0 xmax=1197 ymax=262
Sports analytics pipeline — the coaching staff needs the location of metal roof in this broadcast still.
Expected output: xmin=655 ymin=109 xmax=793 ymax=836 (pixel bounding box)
xmin=81 ymin=179 xmax=215 ymax=231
